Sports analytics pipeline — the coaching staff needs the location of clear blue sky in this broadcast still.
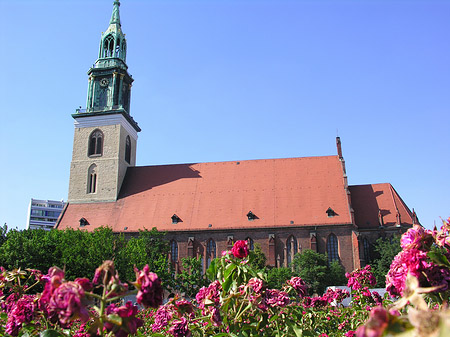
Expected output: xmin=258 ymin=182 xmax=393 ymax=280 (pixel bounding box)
xmin=1 ymin=0 xmax=449 ymax=231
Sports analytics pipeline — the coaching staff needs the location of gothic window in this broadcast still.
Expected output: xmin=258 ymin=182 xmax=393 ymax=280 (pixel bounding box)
xmin=122 ymin=41 xmax=127 ymax=62
xmin=363 ymin=238 xmax=371 ymax=264
xmin=246 ymin=237 xmax=254 ymax=251
xmin=327 ymin=233 xmax=339 ymax=264
xmin=170 ymin=240 xmax=178 ymax=264
xmin=103 ymin=35 xmax=114 ymax=58
xmin=286 ymin=235 xmax=298 ymax=266
xmin=88 ymin=130 xmax=103 ymax=156
xmin=206 ymin=239 xmax=216 ymax=269
xmin=125 ymin=136 xmax=131 ymax=164
xmin=87 ymin=164 xmax=97 ymax=194
xmin=115 ymin=39 xmax=121 ymax=58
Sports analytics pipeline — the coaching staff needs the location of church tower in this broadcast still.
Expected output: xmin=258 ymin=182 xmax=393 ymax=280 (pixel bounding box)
xmin=68 ymin=1 xmax=140 ymax=203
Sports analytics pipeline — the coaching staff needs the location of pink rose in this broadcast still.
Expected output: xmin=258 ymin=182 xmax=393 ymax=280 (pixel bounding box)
xmin=105 ymin=301 xmax=143 ymax=337
xmin=134 ymin=265 xmax=163 ymax=308
xmin=48 ymin=281 xmax=90 ymax=325
xmin=231 ymin=240 xmax=249 ymax=259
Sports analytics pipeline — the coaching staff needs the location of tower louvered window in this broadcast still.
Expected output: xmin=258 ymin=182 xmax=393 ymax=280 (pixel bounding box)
xmin=89 ymin=130 xmax=103 ymax=156
xmin=88 ymin=164 xmax=97 ymax=194
xmin=125 ymin=136 xmax=131 ymax=164
xmin=103 ymin=35 xmax=114 ymax=58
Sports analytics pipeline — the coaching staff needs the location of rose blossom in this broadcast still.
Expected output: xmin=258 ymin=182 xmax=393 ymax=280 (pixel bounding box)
xmin=105 ymin=301 xmax=143 ymax=337
xmin=264 ymin=289 xmax=290 ymax=308
xmin=169 ymin=317 xmax=191 ymax=337
xmin=152 ymin=305 xmax=174 ymax=332
xmin=92 ymin=260 xmax=116 ymax=285
xmin=48 ymin=281 xmax=90 ymax=325
xmin=386 ymin=248 xmax=430 ymax=297
xmin=355 ymin=306 xmax=389 ymax=337
xmin=288 ymin=276 xmax=308 ymax=297
xmin=5 ymin=295 xmax=36 ymax=336
xmin=231 ymin=240 xmax=249 ymax=259
xmin=401 ymin=225 xmax=433 ymax=250
xmin=134 ymin=264 xmax=163 ymax=308
xmin=38 ymin=266 xmax=65 ymax=319
xmin=247 ymin=277 xmax=264 ymax=294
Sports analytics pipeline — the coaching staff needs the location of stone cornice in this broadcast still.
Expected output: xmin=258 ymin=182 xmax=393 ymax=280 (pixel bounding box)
xmin=72 ymin=112 xmax=140 ymax=140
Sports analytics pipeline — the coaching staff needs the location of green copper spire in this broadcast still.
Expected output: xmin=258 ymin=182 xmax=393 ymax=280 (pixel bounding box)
xmin=96 ymin=0 xmax=127 ymax=65
xmin=110 ymin=1 xmax=121 ymax=25
xmin=79 ymin=0 xmax=138 ymax=125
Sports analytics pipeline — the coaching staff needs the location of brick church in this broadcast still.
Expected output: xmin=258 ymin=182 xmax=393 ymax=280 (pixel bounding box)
xmin=56 ymin=1 xmax=417 ymax=273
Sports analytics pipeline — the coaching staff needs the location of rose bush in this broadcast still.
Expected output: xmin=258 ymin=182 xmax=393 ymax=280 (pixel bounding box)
xmin=2 ymin=219 xmax=450 ymax=337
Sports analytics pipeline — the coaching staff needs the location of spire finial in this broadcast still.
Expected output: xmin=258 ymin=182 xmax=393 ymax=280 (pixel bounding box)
xmin=110 ymin=0 xmax=121 ymax=25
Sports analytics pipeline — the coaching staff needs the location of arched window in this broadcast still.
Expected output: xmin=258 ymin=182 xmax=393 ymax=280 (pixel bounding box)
xmin=327 ymin=234 xmax=339 ymax=264
xmin=87 ymin=164 xmax=97 ymax=194
xmin=170 ymin=240 xmax=178 ymax=264
xmin=206 ymin=239 xmax=216 ymax=269
xmin=115 ymin=39 xmax=121 ymax=58
xmin=88 ymin=130 xmax=103 ymax=156
xmin=121 ymin=40 xmax=127 ymax=62
xmin=363 ymin=238 xmax=371 ymax=265
xmin=103 ymin=35 xmax=114 ymax=58
xmin=286 ymin=235 xmax=298 ymax=266
xmin=125 ymin=136 xmax=131 ymax=164
xmin=246 ymin=237 xmax=254 ymax=251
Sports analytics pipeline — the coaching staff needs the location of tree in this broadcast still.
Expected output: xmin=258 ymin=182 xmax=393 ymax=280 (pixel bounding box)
xmin=266 ymin=267 xmax=293 ymax=289
xmin=371 ymin=235 xmax=401 ymax=287
xmin=248 ymin=243 xmax=267 ymax=271
xmin=292 ymin=250 xmax=328 ymax=295
xmin=328 ymin=260 xmax=347 ymax=286
xmin=118 ymin=228 xmax=173 ymax=289
xmin=172 ymin=257 xmax=209 ymax=298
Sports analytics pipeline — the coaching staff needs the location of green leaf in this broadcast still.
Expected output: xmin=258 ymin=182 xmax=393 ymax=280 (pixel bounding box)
xmin=107 ymin=313 xmax=123 ymax=326
xmin=292 ymin=326 xmax=303 ymax=337
xmin=40 ymin=330 xmax=66 ymax=337
xmin=269 ymin=314 xmax=279 ymax=322
xmin=224 ymin=263 xmax=237 ymax=279
xmin=428 ymin=251 xmax=450 ymax=267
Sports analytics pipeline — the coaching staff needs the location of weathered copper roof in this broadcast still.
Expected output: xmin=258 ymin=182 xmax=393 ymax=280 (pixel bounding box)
xmin=57 ymin=155 xmax=356 ymax=232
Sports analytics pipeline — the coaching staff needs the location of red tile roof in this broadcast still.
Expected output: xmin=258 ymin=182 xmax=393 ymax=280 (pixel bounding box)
xmin=57 ymin=155 xmax=355 ymax=232
xmin=349 ymin=183 xmax=414 ymax=229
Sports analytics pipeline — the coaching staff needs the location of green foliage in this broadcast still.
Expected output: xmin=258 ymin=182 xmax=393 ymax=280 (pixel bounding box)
xmin=118 ymin=228 xmax=173 ymax=289
xmin=173 ymin=257 xmax=209 ymax=298
xmin=266 ymin=267 xmax=293 ymax=289
xmin=248 ymin=243 xmax=267 ymax=270
xmin=328 ymin=260 xmax=347 ymax=286
xmin=292 ymin=249 xmax=330 ymax=295
xmin=371 ymin=235 xmax=401 ymax=287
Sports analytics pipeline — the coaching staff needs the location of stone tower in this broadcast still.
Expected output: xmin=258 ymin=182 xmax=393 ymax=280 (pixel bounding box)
xmin=68 ymin=1 xmax=140 ymax=203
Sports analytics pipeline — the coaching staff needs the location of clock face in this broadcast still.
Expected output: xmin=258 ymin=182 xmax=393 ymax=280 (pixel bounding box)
xmin=100 ymin=78 xmax=109 ymax=87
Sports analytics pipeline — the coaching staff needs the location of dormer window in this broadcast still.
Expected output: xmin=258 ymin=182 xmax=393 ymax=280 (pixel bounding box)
xmin=79 ymin=217 xmax=89 ymax=227
xmin=326 ymin=207 xmax=338 ymax=217
xmin=247 ymin=211 xmax=257 ymax=221
xmin=171 ymin=214 xmax=182 ymax=224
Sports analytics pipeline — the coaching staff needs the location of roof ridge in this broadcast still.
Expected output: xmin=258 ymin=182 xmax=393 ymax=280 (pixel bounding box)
xmin=129 ymin=155 xmax=340 ymax=169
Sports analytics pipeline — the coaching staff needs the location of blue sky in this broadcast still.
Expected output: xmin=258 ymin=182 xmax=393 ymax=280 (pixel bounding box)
xmin=0 ymin=0 xmax=449 ymax=231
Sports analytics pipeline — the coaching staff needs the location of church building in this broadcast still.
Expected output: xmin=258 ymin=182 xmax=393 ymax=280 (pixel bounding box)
xmin=56 ymin=1 xmax=417 ymax=273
